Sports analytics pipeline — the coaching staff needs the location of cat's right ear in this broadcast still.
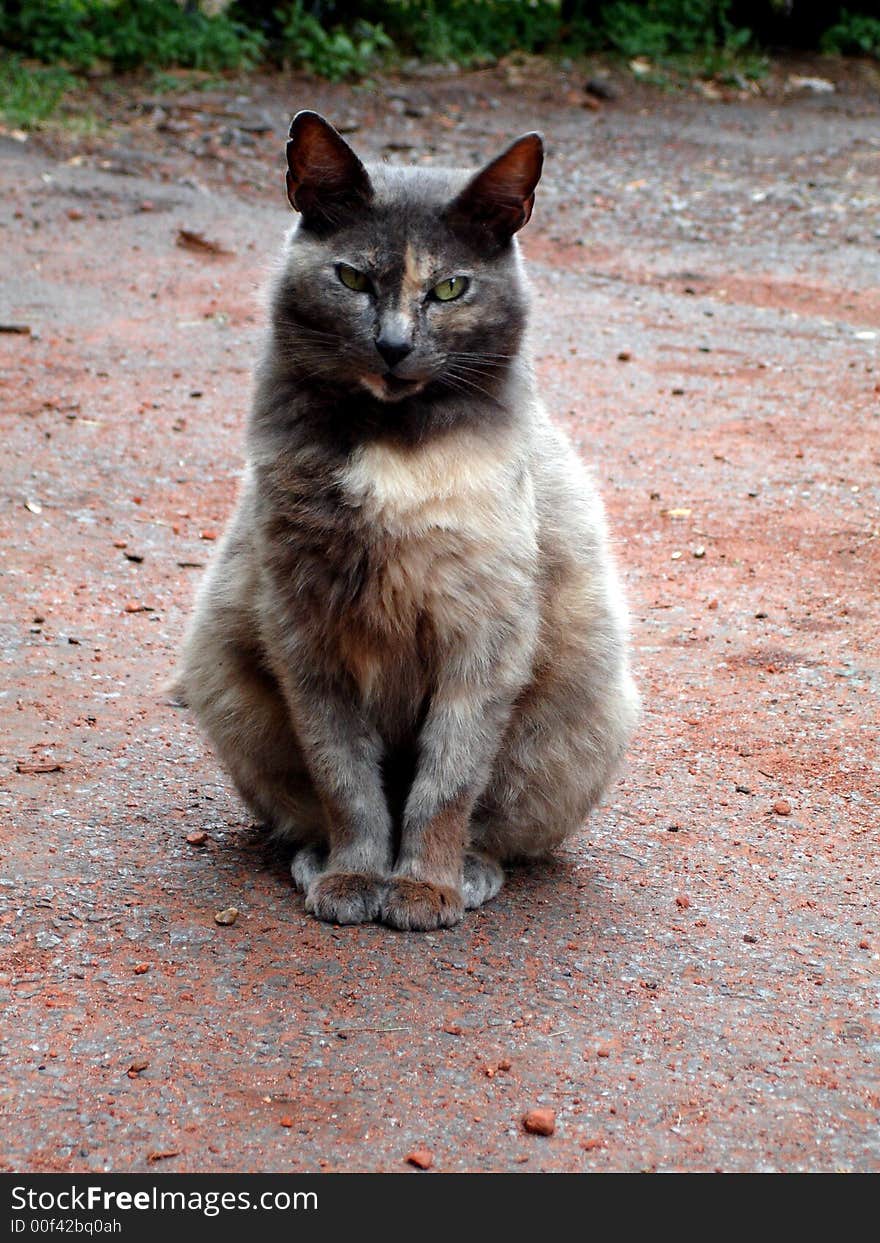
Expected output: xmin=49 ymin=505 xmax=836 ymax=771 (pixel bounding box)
xmin=285 ymin=111 xmax=372 ymax=233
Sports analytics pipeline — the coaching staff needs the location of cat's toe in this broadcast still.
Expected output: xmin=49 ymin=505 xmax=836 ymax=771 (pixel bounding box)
xmin=290 ymin=844 xmax=327 ymax=893
xmin=380 ymin=878 xmax=464 ymax=931
xmin=462 ymin=851 xmax=504 ymax=909
xmin=305 ymin=872 xmax=385 ymax=925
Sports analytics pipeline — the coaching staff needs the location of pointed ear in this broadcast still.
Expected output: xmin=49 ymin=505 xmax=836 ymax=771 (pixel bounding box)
xmin=285 ymin=110 xmax=372 ymax=233
xmin=445 ymin=132 xmax=544 ymax=251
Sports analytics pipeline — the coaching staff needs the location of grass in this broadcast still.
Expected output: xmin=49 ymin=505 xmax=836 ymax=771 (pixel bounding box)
xmin=0 ymin=54 xmax=80 ymax=130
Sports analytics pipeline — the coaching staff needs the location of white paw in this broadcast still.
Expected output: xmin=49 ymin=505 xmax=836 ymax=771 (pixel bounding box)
xmin=462 ymin=852 xmax=504 ymax=909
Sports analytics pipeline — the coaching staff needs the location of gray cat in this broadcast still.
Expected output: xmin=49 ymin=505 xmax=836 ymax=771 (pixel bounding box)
xmin=173 ymin=110 xmax=639 ymax=931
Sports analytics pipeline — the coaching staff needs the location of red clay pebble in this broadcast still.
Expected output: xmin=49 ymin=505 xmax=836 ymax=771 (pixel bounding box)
xmin=279 ymin=1117 xmax=293 ymax=1128
xmin=522 ymin=1108 xmax=556 ymax=1136
xmin=199 ymin=529 xmax=218 ymax=541
xmin=405 ymin=1148 xmax=434 ymax=1170
xmin=675 ymin=894 xmax=691 ymax=909
xmin=186 ymin=829 xmax=207 ymax=845
xmin=581 ymin=1136 xmax=605 ymax=1151
xmin=773 ymin=799 xmax=792 ymax=815
xmin=128 ymin=1059 xmax=149 ymax=1075
xmin=858 ymin=940 xmax=870 ymax=950
xmin=132 ymin=963 xmax=150 ymax=975
xmin=214 ymin=906 xmax=239 ymax=926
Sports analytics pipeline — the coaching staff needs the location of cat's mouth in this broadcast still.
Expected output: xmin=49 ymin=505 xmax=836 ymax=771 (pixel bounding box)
xmin=359 ymin=372 xmax=427 ymax=403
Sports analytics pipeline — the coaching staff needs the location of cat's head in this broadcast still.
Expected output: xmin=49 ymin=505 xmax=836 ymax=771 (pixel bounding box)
xmin=272 ymin=111 xmax=543 ymax=407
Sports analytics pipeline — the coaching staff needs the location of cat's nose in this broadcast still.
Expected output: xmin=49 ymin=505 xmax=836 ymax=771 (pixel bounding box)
xmin=375 ymin=337 xmax=414 ymax=370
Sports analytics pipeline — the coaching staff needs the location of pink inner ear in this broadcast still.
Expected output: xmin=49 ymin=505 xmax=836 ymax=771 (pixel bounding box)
xmin=479 ymin=135 xmax=543 ymax=202
xmin=447 ymin=133 xmax=543 ymax=242
xmin=286 ymin=112 xmax=371 ymax=217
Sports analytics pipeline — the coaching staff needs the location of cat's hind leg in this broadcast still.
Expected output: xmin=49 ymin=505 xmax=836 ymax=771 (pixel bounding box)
xmin=176 ymin=612 xmax=324 ymax=848
xmin=473 ymin=669 xmax=639 ymax=863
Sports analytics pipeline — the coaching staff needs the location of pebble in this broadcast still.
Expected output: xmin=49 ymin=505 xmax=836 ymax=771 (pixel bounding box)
xmin=186 ymin=829 xmax=208 ymax=846
xmin=280 ymin=1116 xmax=293 ymax=1128
xmin=772 ymin=799 xmax=792 ymax=816
xmin=132 ymin=963 xmax=150 ymax=975
xmin=405 ymin=1148 xmax=434 ymax=1170
xmin=214 ymin=907 xmax=239 ymax=926
xmin=675 ymin=895 xmax=691 ymax=909
xmin=522 ymin=1107 xmax=556 ymax=1136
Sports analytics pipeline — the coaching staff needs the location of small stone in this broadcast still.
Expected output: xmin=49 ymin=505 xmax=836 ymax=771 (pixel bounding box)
xmin=133 ymin=963 xmax=150 ymax=975
xmin=186 ymin=829 xmax=207 ymax=845
xmin=675 ymin=895 xmax=691 ymax=909
xmin=128 ymin=1058 xmax=149 ymax=1075
xmin=596 ymin=1047 xmax=611 ymax=1058
xmin=200 ymin=529 xmax=218 ymax=541
xmin=693 ymin=545 xmax=706 ymax=558
xmin=214 ymin=906 xmax=239 ymax=926
xmin=743 ymin=933 xmax=758 ymax=944
xmin=405 ymin=1148 xmax=434 ymax=1170
xmin=617 ymin=350 xmax=631 ymax=361
xmin=772 ymin=799 xmax=791 ymax=816
xmin=582 ymin=1136 xmax=604 ymax=1151
xmin=858 ymin=939 xmax=869 ymax=949
xmin=735 ymin=784 xmax=751 ymax=794
xmin=522 ymin=1107 xmax=556 ymax=1136
xmin=279 ymin=1116 xmax=293 ymax=1128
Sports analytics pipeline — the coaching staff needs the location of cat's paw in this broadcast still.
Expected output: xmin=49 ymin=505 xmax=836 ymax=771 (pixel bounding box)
xmin=305 ymin=872 xmax=385 ymax=925
xmin=462 ymin=851 xmax=504 ymax=909
xmin=380 ymin=878 xmax=464 ymax=931
xmin=290 ymin=845 xmax=327 ymax=893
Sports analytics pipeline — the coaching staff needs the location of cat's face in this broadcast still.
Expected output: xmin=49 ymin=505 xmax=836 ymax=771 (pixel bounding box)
xmin=273 ymin=112 xmax=543 ymax=407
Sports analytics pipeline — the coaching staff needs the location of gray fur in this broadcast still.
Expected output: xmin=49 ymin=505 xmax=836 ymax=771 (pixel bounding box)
xmin=174 ymin=114 xmax=639 ymax=931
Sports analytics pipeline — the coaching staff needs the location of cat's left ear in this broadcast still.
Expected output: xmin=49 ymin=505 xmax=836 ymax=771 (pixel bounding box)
xmin=286 ymin=110 xmax=372 ymax=232
xmin=445 ymin=133 xmax=544 ymax=251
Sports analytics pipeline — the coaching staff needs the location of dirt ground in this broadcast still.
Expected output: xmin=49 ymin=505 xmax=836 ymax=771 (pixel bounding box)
xmin=1 ymin=55 xmax=878 ymax=1174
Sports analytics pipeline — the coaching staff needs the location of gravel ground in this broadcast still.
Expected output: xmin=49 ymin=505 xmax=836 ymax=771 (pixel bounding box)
xmin=1 ymin=56 xmax=878 ymax=1172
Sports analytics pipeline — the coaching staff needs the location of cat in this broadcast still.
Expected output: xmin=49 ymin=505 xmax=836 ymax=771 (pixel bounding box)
xmin=173 ymin=110 xmax=639 ymax=931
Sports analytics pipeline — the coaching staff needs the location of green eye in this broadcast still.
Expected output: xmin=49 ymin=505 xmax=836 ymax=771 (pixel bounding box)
xmin=432 ymin=275 xmax=469 ymax=302
xmin=338 ymin=263 xmax=371 ymax=293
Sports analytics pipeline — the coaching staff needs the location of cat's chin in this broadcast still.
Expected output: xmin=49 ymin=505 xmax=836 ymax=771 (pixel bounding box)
xmin=359 ymin=373 xmax=427 ymax=404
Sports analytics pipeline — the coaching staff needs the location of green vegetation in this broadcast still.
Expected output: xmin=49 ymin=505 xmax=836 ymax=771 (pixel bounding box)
xmin=821 ymin=8 xmax=880 ymax=56
xmin=1 ymin=2 xmax=879 ymax=129
xmin=0 ymin=1 xmax=264 ymax=73
xmin=0 ymin=54 xmax=78 ymax=128
xmin=276 ymin=3 xmax=392 ymax=81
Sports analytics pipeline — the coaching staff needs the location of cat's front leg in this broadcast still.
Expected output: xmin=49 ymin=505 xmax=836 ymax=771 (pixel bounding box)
xmin=277 ymin=666 xmax=393 ymax=924
xmin=381 ymin=675 xmax=522 ymax=931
